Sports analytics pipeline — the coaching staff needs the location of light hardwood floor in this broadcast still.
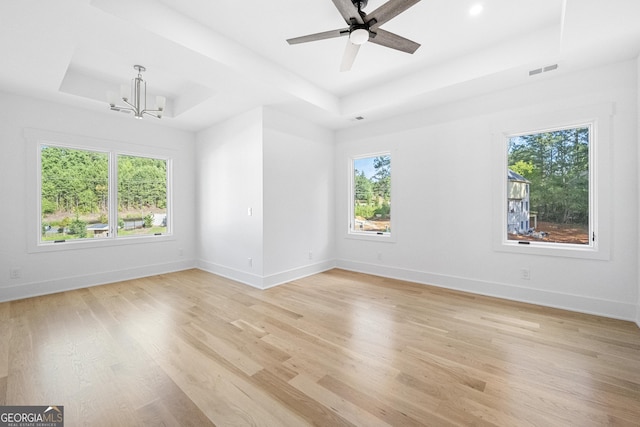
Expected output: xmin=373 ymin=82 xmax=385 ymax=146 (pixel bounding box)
xmin=1 ymin=268 xmax=639 ymax=426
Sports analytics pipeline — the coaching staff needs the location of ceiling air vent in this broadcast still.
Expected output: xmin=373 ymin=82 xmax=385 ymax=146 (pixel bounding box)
xmin=529 ymin=64 xmax=558 ymax=76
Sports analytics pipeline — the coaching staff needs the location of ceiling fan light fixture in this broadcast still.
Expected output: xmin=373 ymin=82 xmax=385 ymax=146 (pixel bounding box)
xmin=350 ymin=27 xmax=369 ymax=45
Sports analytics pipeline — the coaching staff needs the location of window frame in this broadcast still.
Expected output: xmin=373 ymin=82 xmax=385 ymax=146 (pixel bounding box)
xmin=347 ymin=151 xmax=396 ymax=242
xmin=493 ymin=104 xmax=612 ymax=260
xmin=26 ymin=129 xmax=174 ymax=253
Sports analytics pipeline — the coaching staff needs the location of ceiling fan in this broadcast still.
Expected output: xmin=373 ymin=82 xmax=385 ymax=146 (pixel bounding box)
xmin=286 ymin=0 xmax=421 ymax=71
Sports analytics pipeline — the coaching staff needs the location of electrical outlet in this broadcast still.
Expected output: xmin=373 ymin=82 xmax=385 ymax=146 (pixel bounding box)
xmin=521 ymin=268 xmax=531 ymax=280
xmin=308 ymin=250 xmax=313 ymax=260
xmin=247 ymin=207 xmax=252 ymax=216
xmin=10 ymin=268 xmax=21 ymax=279
xmin=248 ymin=257 xmax=252 ymax=267
xmin=377 ymin=252 xmax=382 ymax=261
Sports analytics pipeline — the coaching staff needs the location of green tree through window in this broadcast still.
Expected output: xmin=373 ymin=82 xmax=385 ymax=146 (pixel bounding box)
xmin=352 ymin=154 xmax=391 ymax=234
xmin=40 ymin=145 xmax=169 ymax=242
xmin=117 ymin=155 xmax=168 ymax=237
xmin=41 ymin=146 xmax=109 ymax=241
xmin=507 ymin=126 xmax=590 ymax=245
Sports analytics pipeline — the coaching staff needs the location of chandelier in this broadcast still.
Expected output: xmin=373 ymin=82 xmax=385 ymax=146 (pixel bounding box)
xmin=108 ymin=65 xmax=166 ymax=119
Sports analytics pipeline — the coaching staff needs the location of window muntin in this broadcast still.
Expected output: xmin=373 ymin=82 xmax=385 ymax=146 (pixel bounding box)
xmin=350 ymin=153 xmax=391 ymax=236
xmin=117 ymin=155 xmax=168 ymax=237
xmin=506 ymin=124 xmax=592 ymax=247
xmin=38 ymin=143 xmax=171 ymax=245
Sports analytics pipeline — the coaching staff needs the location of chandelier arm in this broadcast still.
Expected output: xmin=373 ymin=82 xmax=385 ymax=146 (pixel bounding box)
xmin=111 ymin=106 xmax=134 ymax=112
xmin=120 ymin=99 xmax=139 ymax=111
xmin=142 ymin=109 xmax=163 ymax=118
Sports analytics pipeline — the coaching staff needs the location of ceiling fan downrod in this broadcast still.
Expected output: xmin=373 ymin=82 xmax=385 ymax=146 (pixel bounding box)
xmin=351 ymin=0 xmax=368 ymax=14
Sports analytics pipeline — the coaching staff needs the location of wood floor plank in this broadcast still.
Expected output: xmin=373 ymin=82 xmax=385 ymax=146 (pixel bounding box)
xmin=135 ymin=377 xmax=215 ymax=427
xmin=317 ymin=373 xmax=450 ymax=427
xmin=1 ymin=268 xmax=639 ymax=425
xmin=181 ymin=322 xmax=264 ymax=376
xmin=0 ymin=318 xmax=10 ymax=379
xmin=288 ymin=373 xmax=393 ymax=427
xmin=252 ymin=369 xmax=354 ymax=426
xmin=0 ymin=376 xmax=6 ymax=406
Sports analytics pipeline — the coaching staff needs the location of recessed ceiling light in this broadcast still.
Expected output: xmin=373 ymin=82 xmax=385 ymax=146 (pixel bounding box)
xmin=469 ymin=4 xmax=483 ymax=16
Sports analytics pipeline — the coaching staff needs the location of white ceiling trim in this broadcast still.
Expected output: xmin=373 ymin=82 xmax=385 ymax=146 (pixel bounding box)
xmin=90 ymin=0 xmax=341 ymax=116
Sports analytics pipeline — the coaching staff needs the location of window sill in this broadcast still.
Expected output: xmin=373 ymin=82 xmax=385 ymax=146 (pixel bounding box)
xmin=28 ymin=233 xmax=174 ymax=253
xmin=346 ymin=231 xmax=396 ymax=243
xmin=495 ymin=239 xmax=608 ymax=260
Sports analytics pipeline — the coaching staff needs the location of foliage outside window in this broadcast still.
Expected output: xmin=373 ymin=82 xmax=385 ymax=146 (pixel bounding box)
xmin=117 ymin=155 xmax=168 ymax=237
xmin=507 ymin=125 xmax=591 ymax=246
xmin=40 ymin=144 xmax=169 ymax=243
xmin=351 ymin=154 xmax=391 ymax=236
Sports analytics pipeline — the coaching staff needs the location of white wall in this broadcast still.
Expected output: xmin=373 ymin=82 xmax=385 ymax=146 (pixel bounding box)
xmin=0 ymin=92 xmax=197 ymax=302
xmin=262 ymin=109 xmax=335 ymax=287
xmin=196 ymin=108 xmax=265 ymax=287
xmin=335 ymin=60 xmax=639 ymax=321
xmin=196 ymin=107 xmax=336 ymax=288
xmin=637 ymin=55 xmax=640 ymax=328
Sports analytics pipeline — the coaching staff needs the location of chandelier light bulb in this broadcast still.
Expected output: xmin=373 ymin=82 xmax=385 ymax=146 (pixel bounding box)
xmin=107 ymin=91 xmax=118 ymax=107
xmin=120 ymin=84 xmax=129 ymax=102
xmin=156 ymin=96 xmax=166 ymax=111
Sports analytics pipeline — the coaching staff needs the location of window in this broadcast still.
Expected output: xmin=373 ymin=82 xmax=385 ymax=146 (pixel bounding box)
xmin=494 ymin=103 xmax=611 ymax=260
xmin=117 ymin=155 xmax=168 ymax=237
xmin=506 ymin=125 xmax=591 ymax=247
xmin=38 ymin=143 xmax=171 ymax=246
xmin=349 ymin=153 xmax=392 ymax=238
xmin=41 ymin=145 xmax=110 ymax=241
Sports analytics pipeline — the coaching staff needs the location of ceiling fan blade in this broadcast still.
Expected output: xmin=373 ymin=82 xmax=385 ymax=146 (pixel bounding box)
xmin=367 ymin=0 xmax=421 ymax=29
xmin=340 ymin=41 xmax=361 ymax=72
xmin=331 ymin=0 xmax=365 ymax=25
xmin=370 ymin=28 xmax=420 ymax=53
xmin=287 ymin=28 xmax=348 ymax=45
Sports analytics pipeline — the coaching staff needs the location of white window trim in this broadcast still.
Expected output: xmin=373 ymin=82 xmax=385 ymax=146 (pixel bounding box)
xmin=492 ymin=103 xmax=612 ymax=260
xmin=26 ymin=128 xmax=174 ymax=253
xmin=346 ymin=151 xmax=396 ymax=243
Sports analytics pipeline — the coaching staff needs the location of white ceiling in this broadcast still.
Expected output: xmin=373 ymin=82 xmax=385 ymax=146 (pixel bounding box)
xmin=0 ymin=0 xmax=639 ymax=132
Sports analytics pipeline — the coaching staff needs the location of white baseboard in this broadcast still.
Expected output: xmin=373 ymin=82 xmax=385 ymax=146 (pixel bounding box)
xmin=4 ymin=255 xmax=636 ymax=326
xmin=196 ymin=260 xmax=264 ymax=289
xmin=0 ymin=259 xmax=197 ymax=303
xmin=336 ymin=259 xmax=637 ymax=322
xmin=262 ymin=260 xmax=336 ymax=289
xmin=197 ymin=259 xmax=336 ymax=290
